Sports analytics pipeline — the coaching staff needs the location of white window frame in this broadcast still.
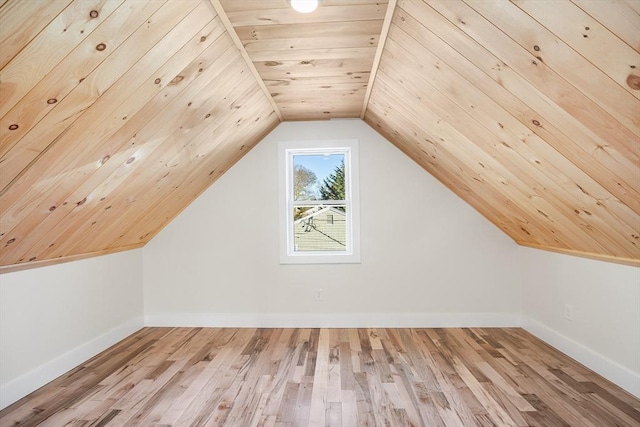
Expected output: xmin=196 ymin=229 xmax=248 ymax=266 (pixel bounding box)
xmin=278 ymin=139 xmax=360 ymax=264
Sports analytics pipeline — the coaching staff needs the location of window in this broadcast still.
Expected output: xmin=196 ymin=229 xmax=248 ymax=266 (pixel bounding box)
xmin=278 ymin=139 xmax=360 ymax=264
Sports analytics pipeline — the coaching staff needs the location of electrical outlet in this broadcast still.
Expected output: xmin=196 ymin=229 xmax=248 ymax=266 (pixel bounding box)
xmin=564 ymin=304 xmax=573 ymax=321
xmin=315 ymin=288 xmax=323 ymax=301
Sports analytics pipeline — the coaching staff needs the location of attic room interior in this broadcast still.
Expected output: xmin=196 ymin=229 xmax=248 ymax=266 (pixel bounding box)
xmin=0 ymin=0 xmax=639 ymax=425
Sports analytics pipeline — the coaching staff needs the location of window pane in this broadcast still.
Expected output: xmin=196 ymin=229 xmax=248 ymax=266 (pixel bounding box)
xmin=293 ymin=205 xmax=347 ymax=252
xmin=293 ymin=153 xmax=345 ymax=201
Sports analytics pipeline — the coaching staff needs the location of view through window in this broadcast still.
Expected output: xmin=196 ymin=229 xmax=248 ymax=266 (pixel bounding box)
xmin=293 ymin=153 xmax=346 ymax=252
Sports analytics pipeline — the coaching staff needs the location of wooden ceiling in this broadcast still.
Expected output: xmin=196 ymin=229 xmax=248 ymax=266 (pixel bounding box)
xmin=218 ymin=0 xmax=388 ymax=120
xmin=0 ymin=0 xmax=638 ymax=272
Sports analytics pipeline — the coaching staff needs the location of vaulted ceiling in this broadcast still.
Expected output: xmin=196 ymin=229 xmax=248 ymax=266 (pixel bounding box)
xmin=0 ymin=0 xmax=638 ymax=272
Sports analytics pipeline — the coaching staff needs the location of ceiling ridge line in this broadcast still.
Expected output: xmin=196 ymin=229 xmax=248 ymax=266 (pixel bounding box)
xmin=207 ymin=0 xmax=283 ymax=122
xmin=360 ymin=0 xmax=398 ymax=119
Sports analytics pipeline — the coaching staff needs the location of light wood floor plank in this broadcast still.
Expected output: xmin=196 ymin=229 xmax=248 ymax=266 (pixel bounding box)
xmin=1 ymin=328 xmax=639 ymax=427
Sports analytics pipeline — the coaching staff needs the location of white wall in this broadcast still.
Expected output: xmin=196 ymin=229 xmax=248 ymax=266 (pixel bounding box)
xmin=143 ymin=120 xmax=521 ymax=326
xmin=0 ymin=249 xmax=144 ymax=409
xmin=520 ymin=246 xmax=640 ymax=397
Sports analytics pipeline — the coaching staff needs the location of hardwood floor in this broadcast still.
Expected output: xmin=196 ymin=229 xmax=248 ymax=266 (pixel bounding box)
xmin=1 ymin=327 xmax=638 ymax=426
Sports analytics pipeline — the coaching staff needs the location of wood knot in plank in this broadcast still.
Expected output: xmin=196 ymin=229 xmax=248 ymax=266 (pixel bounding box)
xmin=626 ymin=74 xmax=640 ymax=90
xmin=169 ymin=75 xmax=184 ymax=85
xmin=6 ymin=238 xmax=15 ymax=244
xmin=154 ymin=78 xmax=161 ymax=84
xmin=47 ymin=98 xmax=57 ymax=104
xmin=89 ymin=10 xmax=99 ymax=18
xmin=76 ymin=197 xmax=87 ymax=206
xmin=533 ymin=45 xmax=540 ymax=51
xmin=532 ymin=119 xmax=541 ymax=126
xmin=8 ymin=124 xmax=18 ymax=130
xmin=200 ymin=36 xmax=207 ymax=42
xmin=265 ymin=61 xmax=282 ymax=67
xmin=49 ymin=206 xmax=56 ymax=212
xmin=96 ymin=43 xmax=106 ymax=51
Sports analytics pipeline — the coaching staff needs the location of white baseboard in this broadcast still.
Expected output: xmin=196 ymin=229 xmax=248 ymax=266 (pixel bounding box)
xmin=0 ymin=316 xmax=144 ymax=410
xmin=144 ymin=312 xmax=522 ymax=328
xmin=522 ymin=316 xmax=640 ymax=398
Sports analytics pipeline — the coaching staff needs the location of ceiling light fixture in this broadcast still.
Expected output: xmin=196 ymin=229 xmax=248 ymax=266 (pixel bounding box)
xmin=289 ymin=0 xmax=319 ymax=13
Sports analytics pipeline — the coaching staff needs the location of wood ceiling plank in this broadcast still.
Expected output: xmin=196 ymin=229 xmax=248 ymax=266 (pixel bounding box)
xmin=0 ymin=0 xmax=126 ymax=119
xmin=277 ymin=106 xmax=363 ymax=119
xmin=282 ymin=110 xmax=356 ymax=121
xmin=380 ymin=39 xmax=639 ymax=257
xmin=1 ymin=33 xmax=239 ymax=265
xmin=512 ymin=0 xmax=640 ymax=98
xmin=224 ymin=4 xmax=386 ymax=27
xmin=0 ymin=0 xmax=168 ymax=190
xmin=372 ymin=74 xmax=617 ymax=256
xmin=395 ymin=1 xmax=640 ymax=211
xmin=0 ymin=0 xmax=73 ymax=70
xmin=249 ymin=47 xmax=378 ymax=62
xmin=78 ymin=90 xmax=276 ymax=253
xmin=369 ymin=93 xmax=541 ymax=247
xmin=111 ymin=104 xmax=279 ymax=249
xmin=465 ymin=0 xmax=639 ymax=138
xmin=254 ymin=58 xmax=374 ymax=80
xmin=571 ymin=0 xmax=640 ymax=52
xmin=386 ymin=26 xmax=640 ymax=236
xmin=365 ymin=103 xmax=556 ymax=247
xmin=243 ymin=35 xmax=380 ymax=52
xmin=272 ymin=89 xmax=366 ymax=103
xmin=0 ymin=10 xmax=226 ymax=261
xmin=264 ymin=74 xmax=371 ymax=87
xmin=423 ymin=0 xmax=639 ymax=170
xmin=22 ymin=60 xmax=261 ymax=262
xmin=268 ymin=82 xmax=368 ymax=94
xmin=279 ymin=109 xmax=361 ymax=120
xmin=0 ymin=0 xmax=208 ymax=213
xmin=234 ymin=20 xmax=384 ymax=41
xmin=254 ymin=57 xmax=375 ymax=72
xmin=0 ymin=0 xmax=209 ymax=204
xmin=367 ymin=98 xmax=571 ymax=251
xmin=278 ymin=98 xmax=362 ymax=109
